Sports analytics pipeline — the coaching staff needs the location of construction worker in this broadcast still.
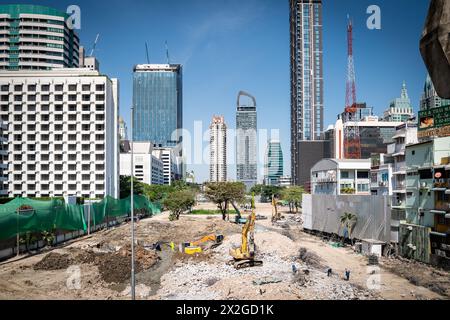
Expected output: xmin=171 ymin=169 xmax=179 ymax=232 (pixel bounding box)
xmin=327 ymin=268 xmax=333 ymax=277
xmin=344 ymin=269 xmax=351 ymax=281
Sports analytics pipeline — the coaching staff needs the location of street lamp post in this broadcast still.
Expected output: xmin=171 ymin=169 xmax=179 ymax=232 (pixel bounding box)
xmin=130 ymin=105 xmax=136 ymax=300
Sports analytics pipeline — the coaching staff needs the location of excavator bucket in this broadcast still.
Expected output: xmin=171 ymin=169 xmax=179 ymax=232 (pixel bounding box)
xmin=420 ymin=0 xmax=450 ymax=98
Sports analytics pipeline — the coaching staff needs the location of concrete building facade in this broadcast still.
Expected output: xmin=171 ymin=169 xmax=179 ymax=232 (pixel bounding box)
xmin=333 ymin=116 xmax=403 ymax=160
xmin=0 ymin=68 xmax=119 ymax=199
xmin=120 ymin=142 xmax=164 ymax=186
xmin=0 ymin=120 xmax=7 ymax=196
xmin=152 ymin=147 xmax=182 ymax=186
xmin=0 ymin=4 xmax=80 ymax=71
xmin=209 ymin=116 xmax=227 ymax=182
xmin=311 ymin=159 xmax=371 ymax=196
xmin=401 ymin=137 xmax=450 ymax=266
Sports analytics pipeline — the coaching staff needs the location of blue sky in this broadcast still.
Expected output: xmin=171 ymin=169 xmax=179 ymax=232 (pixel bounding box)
xmin=5 ymin=0 xmax=431 ymax=182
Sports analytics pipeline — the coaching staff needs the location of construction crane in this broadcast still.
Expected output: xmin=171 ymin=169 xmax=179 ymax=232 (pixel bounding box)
xmin=89 ymin=34 xmax=100 ymax=57
xmin=343 ymin=17 xmax=362 ymax=159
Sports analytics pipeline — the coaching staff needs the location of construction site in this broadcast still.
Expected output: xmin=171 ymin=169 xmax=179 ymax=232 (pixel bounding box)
xmin=0 ymin=202 xmax=448 ymax=301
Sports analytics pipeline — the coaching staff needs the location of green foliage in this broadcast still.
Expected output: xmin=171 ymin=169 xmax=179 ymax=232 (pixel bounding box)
xmin=340 ymin=212 xmax=358 ymax=241
xmin=204 ymin=182 xmax=246 ymax=220
xmin=260 ymin=185 xmax=284 ymax=202
xmin=250 ymin=184 xmax=263 ymax=195
xmin=163 ymin=189 xmax=197 ymax=221
xmin=281 ymin=186 xmax=305 ymax=213
xmin=41 ymin=231 xmax=55 ymax=247
xmin=119 ymin=176 xmax=146 ymax=199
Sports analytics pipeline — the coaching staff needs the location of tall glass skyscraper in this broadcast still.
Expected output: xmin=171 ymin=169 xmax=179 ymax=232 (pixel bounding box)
xmin=236 ymin=91 xmax=257 ymax=189
xmin=290 ymin=0 xmax=324 ymax=186
xmin=133 ymin=64 xmax=183 ymax=148
xmin=264 ymin=140 xmax=284 ymax=186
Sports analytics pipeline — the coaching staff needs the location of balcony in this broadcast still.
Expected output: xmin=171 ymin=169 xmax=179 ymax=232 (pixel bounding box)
xmin=393 ymin=163 xmax=406 ymax=174
xmin=434 ymin=201 xmax=450 ymax=213
xmin=433 ymin=179 xmax=450 ymax=191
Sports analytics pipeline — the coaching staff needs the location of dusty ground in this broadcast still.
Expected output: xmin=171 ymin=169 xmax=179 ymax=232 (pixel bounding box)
xmin=0 ymin=203 xmax=448 ymax=300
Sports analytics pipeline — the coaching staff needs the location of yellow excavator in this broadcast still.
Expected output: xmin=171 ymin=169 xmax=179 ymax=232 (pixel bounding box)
xmin=271 ymin=195 xmax=281 ymax=223
xmin=229 ymin=193 xmax=263 ymax=269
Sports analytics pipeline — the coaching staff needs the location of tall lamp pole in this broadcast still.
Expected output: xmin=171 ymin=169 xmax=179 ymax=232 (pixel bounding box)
xmin=130 ymin=105 xmax=136 ymax=300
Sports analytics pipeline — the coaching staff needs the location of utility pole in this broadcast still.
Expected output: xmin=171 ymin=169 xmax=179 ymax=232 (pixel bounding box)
xmin=130 ymin=105 xmax=136 ymax=300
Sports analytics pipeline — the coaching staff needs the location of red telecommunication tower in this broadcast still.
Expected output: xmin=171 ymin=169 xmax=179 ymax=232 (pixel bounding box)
xmin=344 ymin=17 xmax=362 ymax=159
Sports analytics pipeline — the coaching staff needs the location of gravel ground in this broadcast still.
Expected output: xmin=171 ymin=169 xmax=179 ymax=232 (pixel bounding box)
xmin=153 ymin=232 xmax=380 ymax=300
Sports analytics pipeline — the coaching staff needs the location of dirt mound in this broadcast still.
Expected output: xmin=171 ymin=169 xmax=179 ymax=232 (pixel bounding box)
xmin=95 ymin=245 xmax=160 ymax=284
xmin=34 ymin=253 xmax=74 ymax=271
xmin=297 ymin=247 xmax=325 ymax=270
xmin=118 ymin=244 xmax=160 ymax=269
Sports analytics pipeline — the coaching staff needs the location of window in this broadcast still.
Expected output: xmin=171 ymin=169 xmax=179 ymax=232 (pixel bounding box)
xmin=95 ymin=84 xmax=104 ymax=91
xmin=14 ymin=85 xmax=23 ymax=91
xmin=68 ymin=84 xmax=77 ymax=91
xmin=55 ymin=84 xmax=63 ymax=91
xmin=82 ymin=84 xmax=90 ymax=91
xmin=341 ymin=171 xmax=349 ymax=179
xmin=357 ymin=171 xmax=369 ymax=179
xmin=41 ymin=85 xmax=50 ymax=91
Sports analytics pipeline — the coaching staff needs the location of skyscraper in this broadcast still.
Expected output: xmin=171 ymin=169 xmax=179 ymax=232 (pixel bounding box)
xmin=264 ymin=140 xmax=284 ymax=186
xmin=133 ymin=64 xmax=183 ymax=149
xmin=290 ymin=0 xmax=324 ymax=187
xmin=420 ymin=74 xmax=450 ymax=111
xmin=0 ymin=4 xmax=80 ymax=70
xmin=118 ymin=116 xmax=128 ymax=140
xmin=383 ymin=82 xmax=414 ymax=122
xmin=236 ymin=91 xmax=257 ymax=189
xmin=209 ymin=116 xmax=227 ymax=182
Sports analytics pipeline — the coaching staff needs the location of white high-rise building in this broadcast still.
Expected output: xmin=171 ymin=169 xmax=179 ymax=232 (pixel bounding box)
xmin=0 ymin=120 xmax=7 ymax=196
xmin=152 ymin=146 xmax=182 ymax=185
xmin=120 ymin=142 xmax=164 ymax=186
xmin=0 ymin=68 xmax=119 ymax=199
xmin=209 ymin=116 xmax=227 ymax=182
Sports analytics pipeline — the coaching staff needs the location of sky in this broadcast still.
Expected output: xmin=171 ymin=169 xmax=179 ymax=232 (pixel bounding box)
xmin=3 ymin=0 xmax=431 ymax=183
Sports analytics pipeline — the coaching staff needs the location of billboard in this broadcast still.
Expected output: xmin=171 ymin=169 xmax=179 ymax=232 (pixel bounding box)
xmin=418 ymin=105 xmax=450 ymax=138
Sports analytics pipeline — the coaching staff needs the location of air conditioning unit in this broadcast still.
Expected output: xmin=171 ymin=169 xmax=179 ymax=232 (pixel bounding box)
xmin=407 ymin=243 xmax=417 ymax=251
xmin=421 ymin=182 xmax=428 ymax=188
xmin=407 ymin=226 xmax=413 ymax=231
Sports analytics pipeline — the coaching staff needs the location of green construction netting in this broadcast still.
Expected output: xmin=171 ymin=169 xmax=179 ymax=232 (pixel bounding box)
xmin=0 ymin=195 xmax=161 ymax=241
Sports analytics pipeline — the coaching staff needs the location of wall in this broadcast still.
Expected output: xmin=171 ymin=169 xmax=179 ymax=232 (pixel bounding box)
xmin=303 ymin=194 xmax=392 ymax=242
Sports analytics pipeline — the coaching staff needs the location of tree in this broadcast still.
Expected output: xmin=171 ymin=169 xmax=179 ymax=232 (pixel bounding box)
xmin=119 ymin=175 xmax=146 ymax=199
xmin=204 ymin=182 xmax=246 ymax=220
xmin=340 ymin=212 xmax=358 ymax=243
xmin=163 ymin=189 xmax=197 ymax=221
xmin=260 ymin=185 xmax=284 ymax=203
xmin=143 ymin=184 xmax=174 ymax=202
xmin=281 ymin=186 xmax=305 ymax=213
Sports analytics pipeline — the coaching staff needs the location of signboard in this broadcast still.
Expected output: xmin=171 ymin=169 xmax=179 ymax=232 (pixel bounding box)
xmin=418 ymin=105 xmax=450 ymax=138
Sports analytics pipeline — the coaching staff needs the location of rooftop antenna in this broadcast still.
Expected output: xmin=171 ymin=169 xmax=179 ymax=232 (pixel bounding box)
xmin=89 ymin=33 xmax=100 ymax=57
xmin=165 ymin=41 xmax=170 ymax=64
xmin=145 ymin=42 xmax=150 ymax=64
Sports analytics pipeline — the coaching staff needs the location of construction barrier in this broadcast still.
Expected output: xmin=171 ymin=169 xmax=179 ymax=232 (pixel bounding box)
xmin=0 ymin=195 xmax=161 ymax=241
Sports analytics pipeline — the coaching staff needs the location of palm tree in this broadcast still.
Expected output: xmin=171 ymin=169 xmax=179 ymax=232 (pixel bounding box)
xmin=340 ymin=212 xmax=358 ymax=244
